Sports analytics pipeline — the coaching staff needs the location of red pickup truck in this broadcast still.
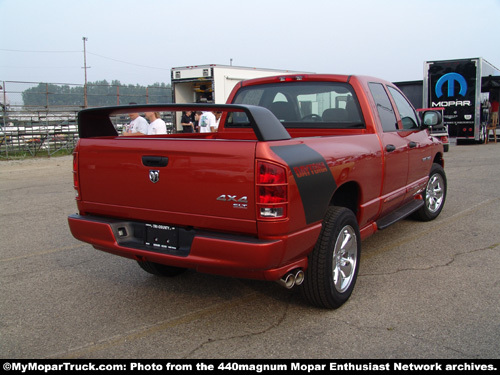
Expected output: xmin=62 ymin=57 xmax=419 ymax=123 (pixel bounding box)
xmin=68 ymin=74 xmax=446 ymax=309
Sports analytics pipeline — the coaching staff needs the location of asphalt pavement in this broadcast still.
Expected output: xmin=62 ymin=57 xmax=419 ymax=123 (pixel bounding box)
xmin=1 ymin=142 xmax=499 ymax=359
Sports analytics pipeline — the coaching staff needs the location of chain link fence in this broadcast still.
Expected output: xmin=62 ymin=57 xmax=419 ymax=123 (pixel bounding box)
xmin=1 ymin=81 xmax=172 ymax=159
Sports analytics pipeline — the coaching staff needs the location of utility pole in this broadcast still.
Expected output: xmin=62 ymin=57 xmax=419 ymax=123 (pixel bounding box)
xmin=82 ymin=37 xmax=89 ymax=108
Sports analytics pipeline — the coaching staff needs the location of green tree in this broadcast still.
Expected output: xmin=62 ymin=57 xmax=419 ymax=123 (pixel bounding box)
xmin=22 ymin=81 xmax=171 ymax=107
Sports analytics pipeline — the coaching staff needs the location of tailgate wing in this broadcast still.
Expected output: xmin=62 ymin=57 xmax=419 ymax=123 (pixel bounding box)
xmin=77 ymin=103 xmax=291 ymax=141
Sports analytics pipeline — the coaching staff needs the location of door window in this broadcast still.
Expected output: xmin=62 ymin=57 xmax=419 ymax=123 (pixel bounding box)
xmin=368 ymin=83 xmax=398 ymax=132
xmin=388 ymin=86 xmax=420 ymax=130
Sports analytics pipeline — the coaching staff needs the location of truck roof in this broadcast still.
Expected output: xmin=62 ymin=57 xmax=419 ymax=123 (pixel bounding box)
xmin=236 ymin=73 xmax=394 ymax=88
xmin=170 ymin=64 xmax=309 ymax=73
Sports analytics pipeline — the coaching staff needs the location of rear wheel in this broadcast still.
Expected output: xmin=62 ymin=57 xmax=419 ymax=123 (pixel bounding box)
xmin=301 ymin=207 xmax=361 ymax=309
xmin=137 ymin=260 xmax=187 ymax=277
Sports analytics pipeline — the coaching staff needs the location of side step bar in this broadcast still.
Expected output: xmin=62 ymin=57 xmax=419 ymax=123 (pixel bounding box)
xmin=376 ymin=200 xmax=424 ymax=230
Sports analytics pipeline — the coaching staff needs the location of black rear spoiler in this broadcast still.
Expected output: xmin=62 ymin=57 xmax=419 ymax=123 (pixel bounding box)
xmin=77 ymin=103 xmax=291 ymax=142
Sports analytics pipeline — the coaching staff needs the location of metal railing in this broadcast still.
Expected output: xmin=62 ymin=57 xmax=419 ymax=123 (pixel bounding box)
xmin=1 ymin=80 xmax=172 ymax=158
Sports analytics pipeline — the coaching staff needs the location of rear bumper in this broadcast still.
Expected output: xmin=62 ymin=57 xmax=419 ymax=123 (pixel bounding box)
xmin=68 ymin=214 xmax=320 ymax=281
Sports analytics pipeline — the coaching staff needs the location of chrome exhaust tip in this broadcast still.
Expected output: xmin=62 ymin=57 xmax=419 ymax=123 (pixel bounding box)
xmin=277 ymin=272 xmax=296 ymax=289
xmin=294 ymin=269 xmax=305 ymax=286
xmin=277 ymin=269 xmax=304 ymax=289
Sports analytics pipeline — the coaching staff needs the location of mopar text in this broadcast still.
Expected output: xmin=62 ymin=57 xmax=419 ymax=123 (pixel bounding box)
xmin=432 ymin=100 xmax=471 ymax=107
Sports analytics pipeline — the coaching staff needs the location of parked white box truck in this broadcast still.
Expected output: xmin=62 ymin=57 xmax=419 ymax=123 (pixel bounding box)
xmin=171 ymin=64 xmax=307 ymax=131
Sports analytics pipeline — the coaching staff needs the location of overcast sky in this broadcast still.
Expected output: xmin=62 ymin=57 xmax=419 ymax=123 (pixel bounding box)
xmin=1 ymin=0 xmax=499 ymax=86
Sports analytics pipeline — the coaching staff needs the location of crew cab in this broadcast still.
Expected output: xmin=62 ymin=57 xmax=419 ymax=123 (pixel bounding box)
xmin=68 ymin=74 xmax=446 ymax=309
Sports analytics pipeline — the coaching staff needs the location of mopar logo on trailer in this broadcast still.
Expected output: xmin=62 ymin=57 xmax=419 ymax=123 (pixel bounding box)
xmin=432 ymin=72 xmax=471 ymax=107
xmin=435 ymin=73 xmax=467 ymax=98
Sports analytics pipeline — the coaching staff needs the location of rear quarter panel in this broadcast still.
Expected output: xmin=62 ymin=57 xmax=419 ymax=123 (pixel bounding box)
xmin=256 ymin=134 xmax=384 ymax=237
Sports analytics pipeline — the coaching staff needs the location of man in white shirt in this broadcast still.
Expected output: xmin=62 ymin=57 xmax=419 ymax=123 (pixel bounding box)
xmin=123 ymin=112 xmax=149 ymax=136
xmin=199 ymin=111 xmax=217 ymax=133
xmin=145 ymin=112 xmax=167 ymax=135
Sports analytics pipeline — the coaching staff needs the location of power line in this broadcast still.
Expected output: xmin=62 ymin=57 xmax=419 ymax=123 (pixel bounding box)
xmin=0 ymin=66 xmax=79 ymax=69
xmin=87 ymin=52 xmax=169 ymax=71
xmin=0 ymin=48 xmax=80 ymax=53
xmin=0 ymin=48 xmax=169 ymax=71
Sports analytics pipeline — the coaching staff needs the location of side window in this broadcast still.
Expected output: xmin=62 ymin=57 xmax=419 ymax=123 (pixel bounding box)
xmin=369 ymin=83 xmax=397 ymax=132
xmin=388 ymin=86 xmax=420 ymax=130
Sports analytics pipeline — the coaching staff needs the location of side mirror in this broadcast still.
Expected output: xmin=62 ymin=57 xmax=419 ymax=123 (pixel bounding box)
xmin=422 ymin=110 xmax=442 ymax=127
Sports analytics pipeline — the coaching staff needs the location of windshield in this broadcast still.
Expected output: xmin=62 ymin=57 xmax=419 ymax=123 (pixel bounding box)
xmin=229 ymin=81 xmax=365 ymax=129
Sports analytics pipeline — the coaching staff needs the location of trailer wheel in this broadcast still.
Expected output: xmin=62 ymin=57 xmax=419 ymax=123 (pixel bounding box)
xmin=137 ymin=260 xmax=187 ymax=277
xmin=301 ymin=207 xmax=361 ymax=309
xmin=413 ymin=163 xmax=447 ymax=221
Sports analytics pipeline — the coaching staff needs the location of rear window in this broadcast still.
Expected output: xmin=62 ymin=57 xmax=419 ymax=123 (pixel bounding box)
xmin=229 ymin=81 xmax=365 ymax=129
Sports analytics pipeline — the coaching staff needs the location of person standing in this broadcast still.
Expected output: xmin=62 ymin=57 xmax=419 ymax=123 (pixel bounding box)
xmin=487 ymin=96 xmax=499 ymax=143
xmin=145 ymin=112 xmax=167 ymax=135
xmin=214 ymin=111 xmax=222 ymax=130
xmin=491 ymin=96 xmax=499 ymax=129
xmin=181 ymin=111 xmax=194 ymax=133
xmin=198 ymin=111 xmax=217 ymax=133
xmin=123 ymin=111 xmax=149 ymax=136
xmin=194 ymin=111 xmax=202 ymax=132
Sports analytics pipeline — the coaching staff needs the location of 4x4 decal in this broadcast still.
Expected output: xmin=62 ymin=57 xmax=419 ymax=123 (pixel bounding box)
xmin=217 ymin=194 xmax=248 ymax=209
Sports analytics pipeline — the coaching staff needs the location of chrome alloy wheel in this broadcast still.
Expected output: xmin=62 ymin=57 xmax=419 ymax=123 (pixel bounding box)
xmin=302 ymin=207 xmax=361 ymax=309
xmin=426 ymin=173 xmax=445 ymax=214
xmin=332 ymin=225 xmax=358 ymax=293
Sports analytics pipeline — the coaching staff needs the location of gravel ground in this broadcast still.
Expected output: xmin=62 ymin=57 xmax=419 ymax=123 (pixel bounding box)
xmin=0 ymin=155 xmax=72 ymax=171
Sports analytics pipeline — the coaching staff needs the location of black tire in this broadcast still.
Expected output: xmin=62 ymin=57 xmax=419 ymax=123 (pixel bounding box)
xmin=301 ymin=207 xmax=361 ymax=309
xmin=413 ymin=163 xmax=447 ymax=221
xmin=137 ymin=260 xmax=187 ymax=277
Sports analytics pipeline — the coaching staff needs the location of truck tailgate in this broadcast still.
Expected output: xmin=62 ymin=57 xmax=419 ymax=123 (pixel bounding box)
xmin=76 ymin=137 xmax=258 ymax=234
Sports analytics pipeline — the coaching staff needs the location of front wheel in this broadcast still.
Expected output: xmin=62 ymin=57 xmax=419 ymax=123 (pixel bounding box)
xmin=301 ymin=207 xmax=361 ymax=309
xmin=413 ymin=163 xmax=447 ymax=221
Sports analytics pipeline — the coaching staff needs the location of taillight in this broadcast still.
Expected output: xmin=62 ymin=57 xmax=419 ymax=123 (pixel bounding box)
xmin=256 ymin=161 xmax=288 ymax=219
xmin=73 ymin=151 xmax=80 ymax=200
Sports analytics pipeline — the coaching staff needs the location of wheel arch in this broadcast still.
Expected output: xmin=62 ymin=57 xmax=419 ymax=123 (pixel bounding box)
xmin=330 ymin=181 xmax=360 ymax=217
xmin=433 ymin=151 xmax=444 ymax=168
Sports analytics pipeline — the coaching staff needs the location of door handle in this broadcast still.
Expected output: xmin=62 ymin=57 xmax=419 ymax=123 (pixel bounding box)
xmin=386 ymin=144 xmax=396 ymax=152
xmin=142 ymin=156 xmax=169 ymax=167
xmin=409 ymin=141 xmax=417 ymax=148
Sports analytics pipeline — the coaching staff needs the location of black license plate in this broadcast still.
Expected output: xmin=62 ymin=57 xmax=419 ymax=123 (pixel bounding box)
xmin=145 ymin=223 xmax=179 ymax=250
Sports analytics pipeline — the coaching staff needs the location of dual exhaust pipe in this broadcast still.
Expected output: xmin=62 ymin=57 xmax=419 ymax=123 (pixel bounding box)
xmin=277 ymin=269 xmax=305 ymax=289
